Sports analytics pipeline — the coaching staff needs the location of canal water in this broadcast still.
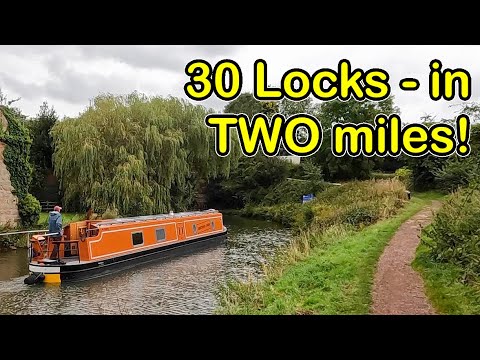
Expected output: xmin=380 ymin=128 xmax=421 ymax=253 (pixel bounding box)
xmin=0 ymin=216 xmax=291 ymax=314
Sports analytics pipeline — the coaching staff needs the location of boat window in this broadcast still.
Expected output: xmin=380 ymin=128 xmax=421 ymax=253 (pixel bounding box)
xmin=211 ymin=221 xmax=215 ymax=230
xmin=156 ymin=228 xmax=166 ymax=242
xmin=132 ymin=232 xmax=144 ymax=246
xmin=193 ymin=224 xmax=197 ymax=235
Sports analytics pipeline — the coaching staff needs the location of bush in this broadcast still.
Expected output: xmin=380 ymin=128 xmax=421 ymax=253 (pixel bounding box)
xmin=18 ymin=193 xmax=41 ymax=227
xmin=101 ymin=207 xmax=119 ymax=219
xmin=207 ymin=155 xmax=295 ymax=209
xmin=395 ymin=167 xmax=413 ymax=190
xmin=260 ymin=160 xmax=325 ymax=206
xmin=242 ymin=179 xmax=407 ymax=230
xmin=240 ymin=203 xmax=304 ymax=228
xmin=407 ymin=154 xmax=444 ymax=191
xmin=261 ymin=179 xmax=326 ymax=206
xmin=0 ymin=224 xmax=20 ymax=248
xmin=434 ymin=157 xmax=478 ymax=192
xmin=371 ymin=172 xmax=396 ymax=180
xmin=422 ymin=186 xmax=480 ymax=281
xmin=342 ymin=206 xmax=378 ymax=226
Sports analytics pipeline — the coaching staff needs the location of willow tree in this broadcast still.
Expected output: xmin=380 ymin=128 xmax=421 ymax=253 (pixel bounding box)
xmin=52 ymin=93 xmax=239 ymax=215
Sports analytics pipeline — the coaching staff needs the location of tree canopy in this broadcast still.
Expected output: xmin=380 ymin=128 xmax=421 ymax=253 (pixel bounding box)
xmin=224 ymin=92 xmax=264 ymax=117
xmin=26 ymin=102 xmax=58 ymax=197
xmin=52 ymin=92 xmax=239 ymax=215
xmin=313 ymin=97 xmax=399 ymax=180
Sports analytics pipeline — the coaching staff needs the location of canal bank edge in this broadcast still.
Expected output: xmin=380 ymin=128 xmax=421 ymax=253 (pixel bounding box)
xmin=217 ymin=192 xmax=445 ymax=315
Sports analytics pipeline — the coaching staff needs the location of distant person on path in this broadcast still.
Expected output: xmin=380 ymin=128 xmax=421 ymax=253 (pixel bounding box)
xmin=49 ymin=205 xmax=63 ymax=260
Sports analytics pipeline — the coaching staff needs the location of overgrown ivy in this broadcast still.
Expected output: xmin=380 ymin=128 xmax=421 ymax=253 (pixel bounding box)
xmin=0 ymin=105 xmax=41 ymax=226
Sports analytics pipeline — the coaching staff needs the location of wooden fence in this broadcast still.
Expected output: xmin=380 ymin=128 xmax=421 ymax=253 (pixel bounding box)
xmin=40 ymin=201 xmax=57 ymax=212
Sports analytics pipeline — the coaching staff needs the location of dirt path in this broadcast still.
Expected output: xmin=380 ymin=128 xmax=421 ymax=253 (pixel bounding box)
xmin=371 ymin=201 xmax=443 ymax=315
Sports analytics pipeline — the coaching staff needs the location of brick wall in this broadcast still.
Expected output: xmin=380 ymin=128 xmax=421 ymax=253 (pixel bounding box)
xmin=0 ymin=109 xmax=20 ymax=227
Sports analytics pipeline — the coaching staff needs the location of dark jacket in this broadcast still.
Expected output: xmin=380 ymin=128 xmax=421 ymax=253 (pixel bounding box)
xmin=48 ymin=211 xmax=63 ymax=237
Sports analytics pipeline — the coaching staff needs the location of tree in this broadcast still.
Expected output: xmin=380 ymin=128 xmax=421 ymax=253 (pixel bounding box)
xmin=52 ymin=93 xmax=239 ymax=215
xmin=224 ymin=93 xmax=264 ymax=117
xmin=452 ymin=102 xmax=480 ymax=123
xmin=428 ymin=120 xmax=480 ymax=192
xmin=279 ymin=97 xmax=316 ymax=118
xmin=0 ymin=88 xmax=21 ymax=106
xmin=313 ymin=97 xmax=399 ymax=181
xmin=26 ymin=102 xmax=58 ymax=198
xmin=407 ymin=106 xmax=480 ymax=191
xmin=206 ymin=154 xmax=294 ymax=208
xmin=209 ymin=95 xmax=319 ymax=208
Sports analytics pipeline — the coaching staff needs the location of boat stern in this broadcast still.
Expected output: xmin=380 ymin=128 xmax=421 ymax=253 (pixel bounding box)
xmin=25 ymin=261 xmax=62 ymax=284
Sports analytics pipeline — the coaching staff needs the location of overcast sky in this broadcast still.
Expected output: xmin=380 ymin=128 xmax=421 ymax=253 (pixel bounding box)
xmin=1 ymin=45 xmax=479 ymax=122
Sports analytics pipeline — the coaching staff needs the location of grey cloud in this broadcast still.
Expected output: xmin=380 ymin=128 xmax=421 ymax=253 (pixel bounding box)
xmin=199 ymin=96 xmax=229 ymax=113
xmin=0 ymin=45 xmax=62 ymax=55
xmin=0 ymin=56 xmax=230 ymax=114
xmin=195 ymin=45 xmax=243 ymax=56
xmin=0 ymin=74 xmax=42 ymax=99
xmin=0 ymin=45 xmax=245 ymax=73
xmin=0 ymin=45 xmax=245 ymax=116
xmin=77 ymin=45 xmax=244 ymax=72
xmin=0 ymin=68 xmax=138 ymax=105
xmin=45 ymin=55 xmax=66 ymax=73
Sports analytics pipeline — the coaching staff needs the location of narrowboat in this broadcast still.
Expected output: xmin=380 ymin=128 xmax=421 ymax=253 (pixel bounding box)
xmin=24 ymin=209 xmax=227 ymax=284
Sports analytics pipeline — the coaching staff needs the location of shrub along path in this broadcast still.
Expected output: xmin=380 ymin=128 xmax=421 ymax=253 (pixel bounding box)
xmin=371 ymin=201 xmax=443 ymax=315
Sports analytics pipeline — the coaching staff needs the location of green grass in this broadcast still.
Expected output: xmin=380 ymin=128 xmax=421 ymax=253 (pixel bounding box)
xmin=218 ymin=191 xmax=445 ymax=314
xmin=38 ymin=212 xmax=84 ymax=227
xmin=413 ymin=234 xmax=480 ymax=314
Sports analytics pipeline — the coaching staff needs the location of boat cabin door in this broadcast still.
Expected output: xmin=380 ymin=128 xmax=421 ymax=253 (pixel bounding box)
xmin=177 ymin=222 xmax=186 ymax=240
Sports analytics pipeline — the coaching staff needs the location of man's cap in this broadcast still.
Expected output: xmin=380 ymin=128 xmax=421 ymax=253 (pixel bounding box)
xmin=54 ymin=206 xmax=62 ymax=212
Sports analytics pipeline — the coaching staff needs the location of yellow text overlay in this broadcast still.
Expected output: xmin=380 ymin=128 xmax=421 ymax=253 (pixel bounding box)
xmin=205 ymin=113 xmax=323 ymax=157
xmin=205 ymin=113 xmax=471 ymax=158
xmin=332 ymin=114 xmax=471 ymax=157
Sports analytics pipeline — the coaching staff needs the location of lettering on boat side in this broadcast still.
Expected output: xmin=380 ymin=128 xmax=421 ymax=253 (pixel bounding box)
xmin=197 ymin=221 xmax=212 ymax=232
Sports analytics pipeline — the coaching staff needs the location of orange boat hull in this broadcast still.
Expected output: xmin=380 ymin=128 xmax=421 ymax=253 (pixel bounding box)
xmin=26 ymin=210 xmax=227 ymax=284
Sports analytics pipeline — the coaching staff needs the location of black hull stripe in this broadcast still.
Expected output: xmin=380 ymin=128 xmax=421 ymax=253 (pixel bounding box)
xmin=54 ymin=231 xmax=227 ymax=282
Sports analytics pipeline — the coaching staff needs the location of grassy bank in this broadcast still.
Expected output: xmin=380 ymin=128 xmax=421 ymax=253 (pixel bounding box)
xmin=412 ymin=187 xmax=480 ymax=314
xmin=413 ymin=242 xmax=480 ymax=314
xmin=218 ymin=191 xmax=444 ymax=314
xmin=239 ymin=179 xmax=408 ymax=228
xmin=37 ymin=212 xmax=83 ymax=227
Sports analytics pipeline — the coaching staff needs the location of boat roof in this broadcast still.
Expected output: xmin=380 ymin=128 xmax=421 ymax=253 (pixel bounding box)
xmin=96 ymin=209 xmax=219 ymax=227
